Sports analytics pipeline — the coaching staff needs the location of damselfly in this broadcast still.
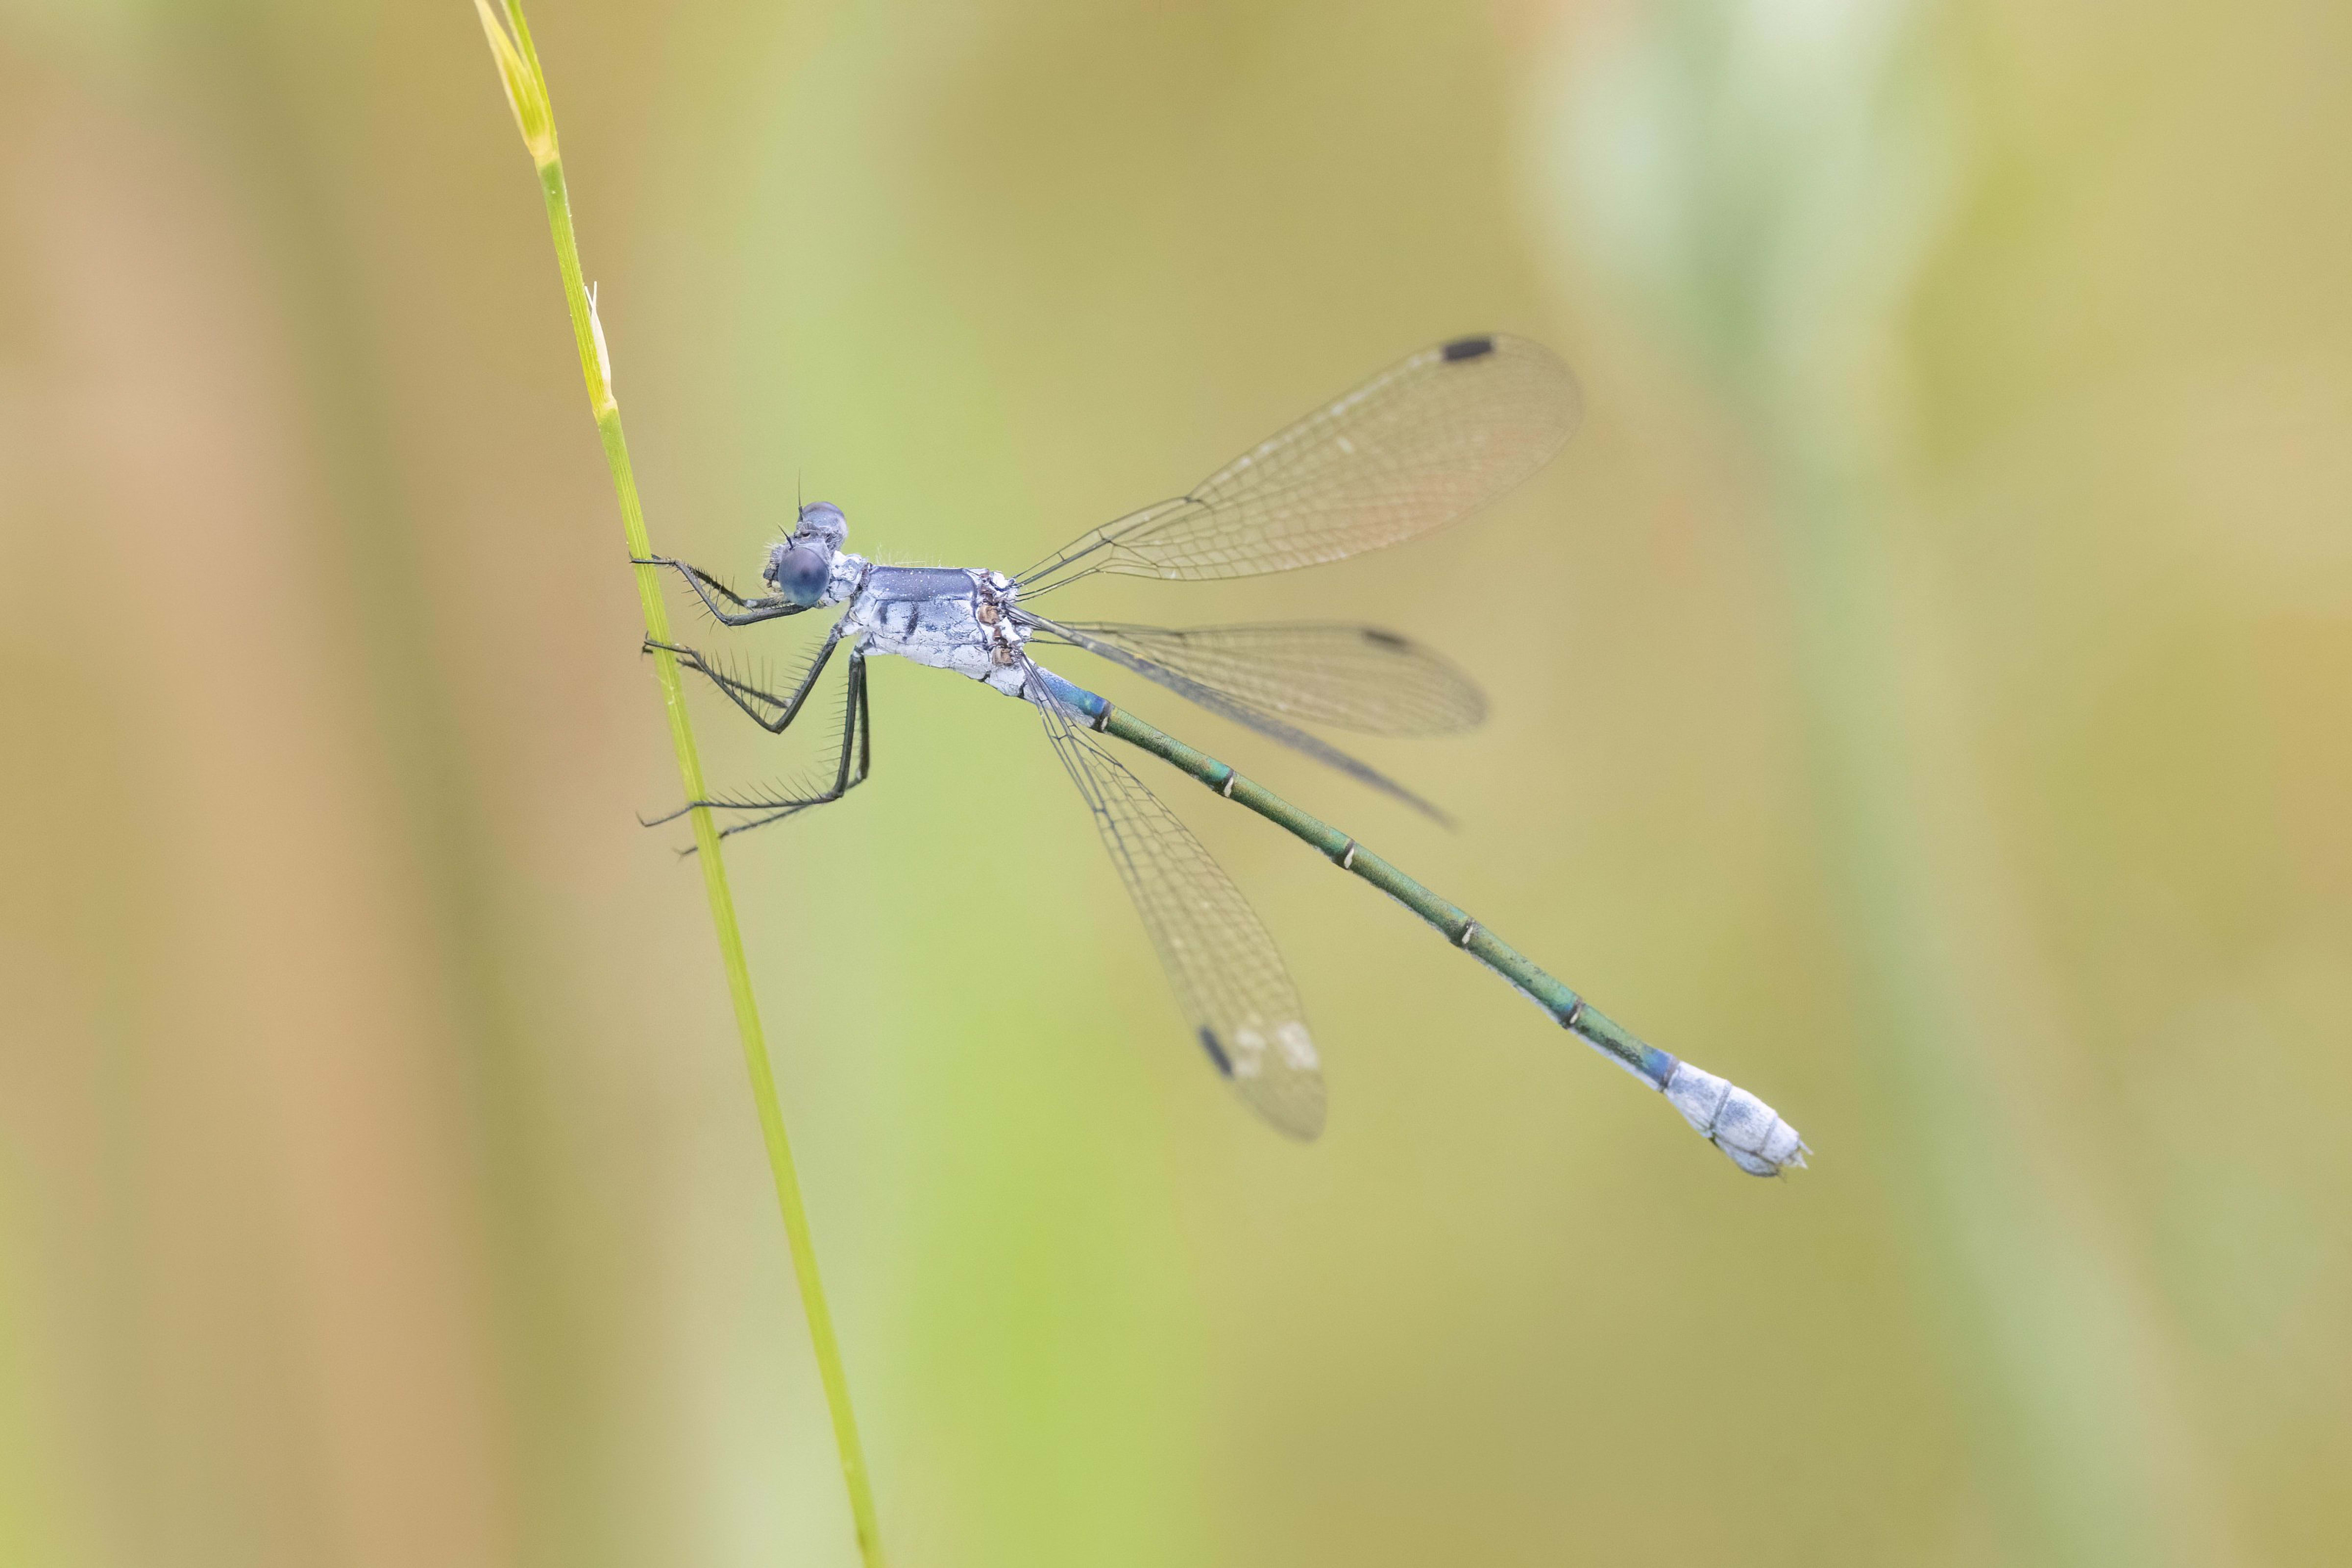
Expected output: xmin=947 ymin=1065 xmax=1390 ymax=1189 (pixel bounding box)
xmin=637 ymin=336 xmax=1805 ymax=1175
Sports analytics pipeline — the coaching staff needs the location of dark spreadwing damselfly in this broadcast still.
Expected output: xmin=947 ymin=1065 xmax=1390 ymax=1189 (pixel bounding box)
xmin=636 ymin=335 xmax=1805 ymax=1174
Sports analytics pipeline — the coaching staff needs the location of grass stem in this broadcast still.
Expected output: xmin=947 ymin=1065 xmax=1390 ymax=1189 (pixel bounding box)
xmin=473 ymin=4 xmax=887 ymax=1562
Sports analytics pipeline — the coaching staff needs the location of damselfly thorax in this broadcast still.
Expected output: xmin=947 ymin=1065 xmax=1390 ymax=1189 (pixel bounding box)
xmin=839 ymin=564 xmax=1030 ymax=697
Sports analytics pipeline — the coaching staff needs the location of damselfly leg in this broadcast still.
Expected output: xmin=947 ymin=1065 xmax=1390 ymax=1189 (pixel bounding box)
xmin=642 ymin=646 xmax=874 ymax=842
xmin=645 ymin=625 xmax=845 ymax=734
xmin=633 ymin=555 xmax=804 ymax=627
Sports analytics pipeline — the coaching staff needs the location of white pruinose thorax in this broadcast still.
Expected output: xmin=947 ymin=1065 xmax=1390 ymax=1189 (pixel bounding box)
xmin=846 ymin=562 xmax=1030 ymax=698
xmin=769 ymin=503 xmax=1029 ymax=694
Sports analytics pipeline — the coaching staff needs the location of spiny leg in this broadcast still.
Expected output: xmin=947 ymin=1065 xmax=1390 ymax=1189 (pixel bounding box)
xmin=715 ymin=657 xmax=874 ymax=843
xmin=633 ymin=555 xmax=803 ymax=627
xmin=711 ymin=652 xmax=874 ymax=842
xmin=646 ymin=619 xmax=844 ymax=734
xmin=646 ymin=651 xmax=874 ymax=839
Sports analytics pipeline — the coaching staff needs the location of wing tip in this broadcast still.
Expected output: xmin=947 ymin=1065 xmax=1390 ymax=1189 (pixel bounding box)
xmin=1434 ymin=332 xmax=1584 ymax=447
xmin=1228 ymin=1021 xmax=1326 ymax=1139
xmin=1256 ymin=1089 xmax=1327 ymax=1141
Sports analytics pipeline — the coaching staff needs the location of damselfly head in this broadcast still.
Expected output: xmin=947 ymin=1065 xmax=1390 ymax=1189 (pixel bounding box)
xmin=762 ymin=502 xmax=850 ymax=607
xmin=794 ymin=501 xmax=849 ymax=552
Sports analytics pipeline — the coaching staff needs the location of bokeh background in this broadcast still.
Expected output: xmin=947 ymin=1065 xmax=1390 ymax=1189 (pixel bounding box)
xmin=3 ymin=1 xmax=2347 ymax=1564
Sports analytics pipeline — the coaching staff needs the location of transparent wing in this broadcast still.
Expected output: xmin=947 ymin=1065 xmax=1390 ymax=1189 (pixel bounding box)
xmin=1024 ymin=615 xmax=1452 ymax=822
xmin=1039 ymin=621 xmax=1486 ymax=735
xmin=1019 ymin=335 xmax=1581 ymax=590
xmin=1032 ymin=675 xmax=1325 ymax=1139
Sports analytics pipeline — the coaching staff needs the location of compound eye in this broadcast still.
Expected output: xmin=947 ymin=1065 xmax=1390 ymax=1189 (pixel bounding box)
xmin=764 ymin=546 xmax=832 ymax=606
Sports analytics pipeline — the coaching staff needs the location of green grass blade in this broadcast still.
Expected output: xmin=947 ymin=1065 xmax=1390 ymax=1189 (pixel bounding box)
xmin=472 ymin=5 xmax=887 ymax=1563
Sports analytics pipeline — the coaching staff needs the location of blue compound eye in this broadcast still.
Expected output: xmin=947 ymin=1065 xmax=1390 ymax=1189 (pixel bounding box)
xmin=764 ymin=546 xmax=832 ymax=606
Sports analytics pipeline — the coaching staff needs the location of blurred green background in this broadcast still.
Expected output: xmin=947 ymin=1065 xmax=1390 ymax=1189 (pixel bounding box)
xmin=3 ymin=0 xmax=2347 ymax=1564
